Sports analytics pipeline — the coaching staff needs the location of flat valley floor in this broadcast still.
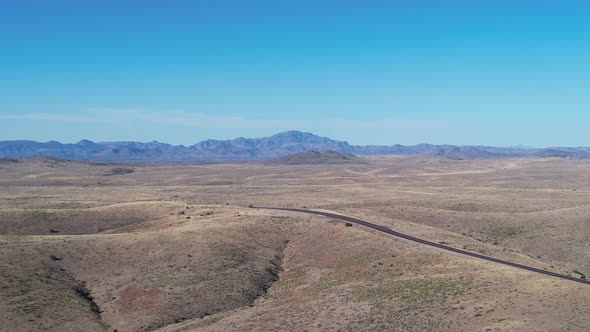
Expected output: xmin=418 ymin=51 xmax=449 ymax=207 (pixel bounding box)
xmin=1 ymin=156 xmax=589 ymax=331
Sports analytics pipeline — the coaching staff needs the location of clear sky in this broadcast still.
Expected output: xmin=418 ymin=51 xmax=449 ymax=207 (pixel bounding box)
xmin=1 ymin=0 xmax=589 ymax=147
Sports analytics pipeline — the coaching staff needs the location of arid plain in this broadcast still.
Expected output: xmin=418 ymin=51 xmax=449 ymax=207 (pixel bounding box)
xmin=1 ymin=156 xmax=589 ymax=332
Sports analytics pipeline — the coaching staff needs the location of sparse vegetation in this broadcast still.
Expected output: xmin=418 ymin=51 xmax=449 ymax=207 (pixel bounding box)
xmin=73 ymin=282 xmax=101 ymax=314
xmin=1 ymin=156 xmax=590 ymax=331
xmin=354 ymin=278 xmax=467 ymax=303
xmin=487 ymin=225 xmax=526 ymax=241
xmin=0 ymin=158 xmax=19 ymax=164
xmin=103 ymin=167 xmax=134 ymax=176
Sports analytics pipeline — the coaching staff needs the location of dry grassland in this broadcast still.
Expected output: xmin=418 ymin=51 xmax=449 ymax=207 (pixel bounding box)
xmin=0 ymin=156 xmax=589 ymax=331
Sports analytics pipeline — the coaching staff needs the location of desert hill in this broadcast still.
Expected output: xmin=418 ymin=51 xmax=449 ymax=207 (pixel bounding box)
xmin=266 ymin=150 xmax=364 ymax=165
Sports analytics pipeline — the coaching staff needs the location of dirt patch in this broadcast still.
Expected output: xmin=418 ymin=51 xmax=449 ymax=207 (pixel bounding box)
xmin=117 ymin=287 xmax=167 ymax=315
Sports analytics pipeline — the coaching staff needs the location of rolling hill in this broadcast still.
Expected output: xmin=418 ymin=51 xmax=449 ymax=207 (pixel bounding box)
xmin=266 ymin=150 xmax=365 ymax=165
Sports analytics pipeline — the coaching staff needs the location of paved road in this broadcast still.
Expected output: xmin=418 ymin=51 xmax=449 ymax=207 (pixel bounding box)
xmin=255 ymin=206 xmax=590 ymax=286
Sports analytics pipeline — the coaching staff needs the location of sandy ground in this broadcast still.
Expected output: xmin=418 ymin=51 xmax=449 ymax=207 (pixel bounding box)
xmin=0 ymin=156 xmax=589 ymax=331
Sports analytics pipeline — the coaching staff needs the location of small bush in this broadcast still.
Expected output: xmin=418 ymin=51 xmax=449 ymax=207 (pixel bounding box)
xmin=104 ymin=167 xmax=134 ymax=176
xmin=344 ymin=222 xmax=353 ymax=227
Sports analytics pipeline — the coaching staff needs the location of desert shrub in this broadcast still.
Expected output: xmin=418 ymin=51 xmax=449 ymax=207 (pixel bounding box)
xmin=104 ymin=167 xmax=134 ymax=176
xmin=0 ymin=158 xmax=19 ymax=164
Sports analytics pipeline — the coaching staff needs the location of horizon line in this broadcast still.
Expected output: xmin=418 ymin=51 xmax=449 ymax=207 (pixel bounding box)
xmin=0 ymin=130 xmax=585 ymax=150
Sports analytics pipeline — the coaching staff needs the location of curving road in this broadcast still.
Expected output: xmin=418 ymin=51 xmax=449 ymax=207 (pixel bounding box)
xmin=255 ymin=206 xmax=590 ymax=286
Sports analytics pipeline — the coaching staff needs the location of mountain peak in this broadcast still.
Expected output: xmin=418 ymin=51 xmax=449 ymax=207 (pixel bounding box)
xmin=268 ymin=130 xmax=345 ymax=145
xmin=77 ymin=139 xmax=96 ymax=146
xmin=270 ymin=130 xmax=318 ymax=139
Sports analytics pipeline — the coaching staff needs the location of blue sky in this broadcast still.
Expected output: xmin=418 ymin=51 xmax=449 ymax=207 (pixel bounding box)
xmin=1 ymin=0 xmax=589 ymax=146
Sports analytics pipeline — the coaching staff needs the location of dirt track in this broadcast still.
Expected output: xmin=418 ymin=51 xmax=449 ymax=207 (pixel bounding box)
xmin=256 ymin=206 xmax=590 ymax=286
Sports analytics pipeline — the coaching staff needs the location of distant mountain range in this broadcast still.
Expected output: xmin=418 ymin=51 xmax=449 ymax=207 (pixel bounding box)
xmin=1 ymin=131 xmax=589 ymax=162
